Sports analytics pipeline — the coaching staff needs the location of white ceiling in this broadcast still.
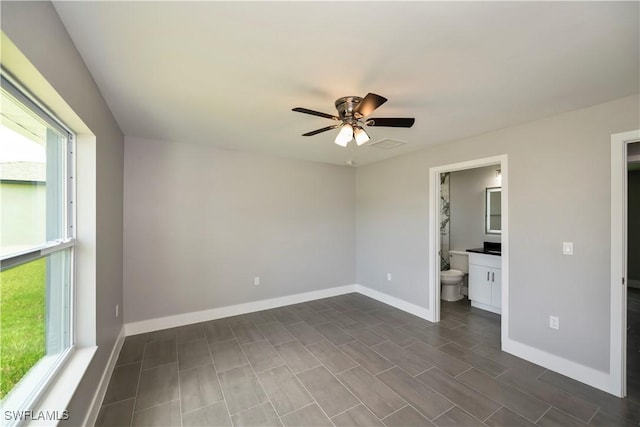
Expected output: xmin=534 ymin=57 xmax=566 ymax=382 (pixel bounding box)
xmin=53 ymin=1 xmax=639 ymax=166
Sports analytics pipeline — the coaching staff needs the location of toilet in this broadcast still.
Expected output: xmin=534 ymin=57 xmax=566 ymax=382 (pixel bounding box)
xmin=440 ymin=250 xmax=468 ymax=301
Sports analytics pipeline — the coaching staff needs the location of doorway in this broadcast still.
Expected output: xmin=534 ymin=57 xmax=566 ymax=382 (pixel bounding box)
xmin=428 ymin=155 xmax=509 ymax=346
xmin=628 ymin=143 xmax=640 ymax=399
xmin=610 ymin=130 xmax=640 ymax=397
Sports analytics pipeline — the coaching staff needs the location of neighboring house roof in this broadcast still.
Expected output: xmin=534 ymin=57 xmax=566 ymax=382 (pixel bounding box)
xmin=0 ymin=162 xmax=46 ymax=182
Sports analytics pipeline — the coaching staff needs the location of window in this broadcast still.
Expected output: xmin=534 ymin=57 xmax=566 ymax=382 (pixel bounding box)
xmin=0 ymin=73 xmax=75 ymax=416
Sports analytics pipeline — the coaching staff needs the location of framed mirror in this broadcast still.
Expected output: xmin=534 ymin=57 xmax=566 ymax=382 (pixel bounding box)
xmin=485 ymin=187 xmax=502 ymax=234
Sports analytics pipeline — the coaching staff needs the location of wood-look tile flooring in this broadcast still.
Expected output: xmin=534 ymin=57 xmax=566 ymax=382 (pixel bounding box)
xmin=97 ymin=293 xmax=640 ymax=426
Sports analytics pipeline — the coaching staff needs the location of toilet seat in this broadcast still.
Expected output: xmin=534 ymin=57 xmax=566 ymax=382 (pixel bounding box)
xmin=441 ymin=269 xmax=463 ymax=278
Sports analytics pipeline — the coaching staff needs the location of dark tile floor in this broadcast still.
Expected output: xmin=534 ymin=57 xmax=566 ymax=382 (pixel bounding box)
xmin=96 ymin=293 xmax=640 ymax=426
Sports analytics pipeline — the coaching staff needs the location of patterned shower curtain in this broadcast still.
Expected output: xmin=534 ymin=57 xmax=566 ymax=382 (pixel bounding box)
xmin=440 ymin=172 xmax=450 ymax=271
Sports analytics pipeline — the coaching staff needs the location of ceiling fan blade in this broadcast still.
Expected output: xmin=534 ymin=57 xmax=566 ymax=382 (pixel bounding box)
xmin=354 ymin=93 xmax=387 ymax=118
xmin=365 ymin=117 xmax=415 ymax=128
xmin=302 ymin=124 xmax=341 ymax=136
xmin=292 ymin=107 xmax=340 ymax=121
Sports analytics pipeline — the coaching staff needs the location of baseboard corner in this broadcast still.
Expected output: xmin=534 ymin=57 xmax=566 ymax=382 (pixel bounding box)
xmin=124 ymin=284 xmax=359 ymax=336
xmin=355 ymin=284 xmax=434 ymax=322
xmin=83 ymin=325 xmax=125 ymax=427
xmin=502 ymin=336 xmax=616 ymax=396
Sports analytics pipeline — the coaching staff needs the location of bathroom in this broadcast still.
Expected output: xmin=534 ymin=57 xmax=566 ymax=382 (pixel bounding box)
xmin=440 ymin=164 xmax=502 ymax=313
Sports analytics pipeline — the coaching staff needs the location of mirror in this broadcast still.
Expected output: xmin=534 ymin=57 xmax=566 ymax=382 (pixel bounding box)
xmin=485 ymin=187 xmax=502 ymax=234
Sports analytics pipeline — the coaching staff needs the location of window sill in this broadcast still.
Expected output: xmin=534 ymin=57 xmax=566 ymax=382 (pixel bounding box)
xmin=2 ymin=346 xmax=97 ymax=427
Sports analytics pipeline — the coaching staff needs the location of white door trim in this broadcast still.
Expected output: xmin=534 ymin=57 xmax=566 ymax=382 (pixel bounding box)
xmin=427 ymin=155 xmax=509 ymax=346
xmin=611 ymin=129 xmax=640 ymax=397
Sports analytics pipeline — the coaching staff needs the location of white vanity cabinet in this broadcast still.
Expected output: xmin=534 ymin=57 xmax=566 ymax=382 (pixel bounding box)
xmin=468 ymin=252 xmax=501 ymax=314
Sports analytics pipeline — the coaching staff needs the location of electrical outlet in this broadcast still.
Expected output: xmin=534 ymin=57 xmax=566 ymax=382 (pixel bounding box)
xmin=562 ymin=242 xmax=573 ymax=255
xmin=115 ymin=304 xmax=119 ymax=318
xmin=254 ymin=277 xmax=260 ymax=286
xmin=549 ymin=315 xmax=559 ymax=330
xmin=387 ymin=273 xmax=392 ymax=281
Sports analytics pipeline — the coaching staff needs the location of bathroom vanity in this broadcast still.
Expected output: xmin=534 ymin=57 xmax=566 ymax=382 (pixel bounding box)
xmin=465 ymin=185 xmax=502 ymax=314
xmin=467 ymin=248 xmax=501 ymax=314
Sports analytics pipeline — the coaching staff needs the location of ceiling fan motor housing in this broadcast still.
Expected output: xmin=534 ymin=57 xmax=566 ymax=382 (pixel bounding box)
xmin=335 ymin=96 xmax=363 ymax=123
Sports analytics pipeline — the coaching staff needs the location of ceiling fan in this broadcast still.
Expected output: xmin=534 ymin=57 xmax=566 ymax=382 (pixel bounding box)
xmin=292 ymin=93 xmax=415 ymax=147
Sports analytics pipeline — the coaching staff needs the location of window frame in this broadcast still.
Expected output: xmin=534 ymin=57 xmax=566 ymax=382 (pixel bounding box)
xmin=0 ymin=72 xmax=77 ymax=423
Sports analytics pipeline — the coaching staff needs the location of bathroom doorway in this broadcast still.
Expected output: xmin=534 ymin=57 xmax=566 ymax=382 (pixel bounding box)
xmin=627 ymin=142 xmax=640 ymax=399
xmin=428 ymin=155 xmax=509 ymax=346
xmin=610 ymin=129 xmax=640 ymax=397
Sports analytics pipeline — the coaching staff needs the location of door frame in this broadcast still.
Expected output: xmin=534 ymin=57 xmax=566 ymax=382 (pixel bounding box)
xmin=427 ymin=154 xmax=509 ymax=345
xmin=611 ymin=129 xmax=640 ymax=397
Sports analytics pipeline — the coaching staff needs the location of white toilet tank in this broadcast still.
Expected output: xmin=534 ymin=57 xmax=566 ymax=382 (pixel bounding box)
xmin=448 ymin=250 xmax=469 ymax=273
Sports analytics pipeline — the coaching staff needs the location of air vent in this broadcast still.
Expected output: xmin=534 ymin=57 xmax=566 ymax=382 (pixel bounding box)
xmin=366 ymin=138 xmax=407 ymax=149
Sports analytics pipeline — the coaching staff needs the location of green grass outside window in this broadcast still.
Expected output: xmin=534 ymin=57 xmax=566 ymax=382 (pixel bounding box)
xmin=0 ymin=258 xmax=46 ymax=399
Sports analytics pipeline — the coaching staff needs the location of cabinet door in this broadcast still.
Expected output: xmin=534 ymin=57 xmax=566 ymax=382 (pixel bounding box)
xmin=490 ymin=268 xmax=502 ymax=309
xmin=469 ymin=264 xmax=491 ymax=305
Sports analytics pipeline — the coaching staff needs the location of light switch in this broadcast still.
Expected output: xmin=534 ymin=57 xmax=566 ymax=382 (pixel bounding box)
xmin=562 ymin=242 xmax=573 ymax=255
xmin=549 ymin=315 xmax=559 ymax=330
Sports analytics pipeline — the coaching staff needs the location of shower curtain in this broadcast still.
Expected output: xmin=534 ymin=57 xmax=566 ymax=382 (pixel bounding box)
xmin=440 ymin=172 xmax=450 ymax=271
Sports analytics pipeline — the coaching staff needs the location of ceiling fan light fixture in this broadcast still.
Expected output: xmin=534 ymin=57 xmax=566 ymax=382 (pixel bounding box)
xmin=354 ymin=126 xmax=370 ymax=146
xmin=334 ymin=124 xmax=353 ymax=147
xmin=293 ymin=93 xmax=415 ymax=146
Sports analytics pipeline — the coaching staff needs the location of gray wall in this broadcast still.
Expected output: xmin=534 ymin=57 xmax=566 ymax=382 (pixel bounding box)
xmin=1 ymin=2 xmax=124 ymax=425
xmin=449 ymin=165 xmax=501 ymax=251
xmin=629 ymin=169 xmax=640 ymax=284
xmin=123 ymin=137 xmax=356 ymax=323
xmin=356 ymin=94 xmax=639 ymax=372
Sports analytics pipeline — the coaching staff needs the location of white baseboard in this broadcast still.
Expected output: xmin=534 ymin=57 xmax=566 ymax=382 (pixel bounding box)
xmin=502 ymin=337 xmax=613 ymax=395
xmin=357 ymin=285 xmax=617 ymax=396
xmin=125 ymin=285 xmax=358 ymax=336
xmin=83 ymin=326 xmax=125 ymax=427
xmin=355 ymin=285 xmax=433 ymax=321
xmin=119 ymin=283 xmax=616 ymax=397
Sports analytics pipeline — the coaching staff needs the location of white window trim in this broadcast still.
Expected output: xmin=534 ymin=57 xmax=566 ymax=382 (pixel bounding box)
xmin=0 ymin=71 xmax=93 ymax=427
xmin=1 ymin=33 xmax=100 ymax=426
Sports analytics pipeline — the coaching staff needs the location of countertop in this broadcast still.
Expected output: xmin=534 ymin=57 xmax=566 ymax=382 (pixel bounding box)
xmin=467 ymin=248 xmax=501 ymax=256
